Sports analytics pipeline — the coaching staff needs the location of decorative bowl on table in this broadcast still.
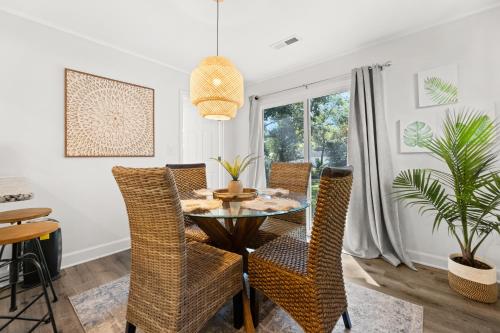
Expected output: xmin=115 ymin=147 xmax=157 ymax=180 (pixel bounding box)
xmin=212 ymin=188 xmax=258 ymax=202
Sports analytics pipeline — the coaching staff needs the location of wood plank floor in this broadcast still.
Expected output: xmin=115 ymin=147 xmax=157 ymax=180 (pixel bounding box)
xmin=1 ymin=251 xmax=499 ymax=332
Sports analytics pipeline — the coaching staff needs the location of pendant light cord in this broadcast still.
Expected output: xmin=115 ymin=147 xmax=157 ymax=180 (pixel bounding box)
xmin=216 ymin=0 xmax=219 ymax=56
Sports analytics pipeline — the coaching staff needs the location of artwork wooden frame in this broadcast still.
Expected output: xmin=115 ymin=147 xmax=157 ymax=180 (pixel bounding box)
xmin=65 ymin=68 xmax=155 ymax=157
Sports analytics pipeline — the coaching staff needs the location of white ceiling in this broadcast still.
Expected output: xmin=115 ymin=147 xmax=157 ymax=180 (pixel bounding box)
xmin=1 ymin=0 xmax=500 ymax=83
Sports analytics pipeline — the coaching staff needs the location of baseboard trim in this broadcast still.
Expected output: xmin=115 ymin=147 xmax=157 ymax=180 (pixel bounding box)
xmin=407 ymin=249 xmax=500 ymax=283
xmin=61 ymin=237 xmax=130 ymax=269
xmin=60 ymin=242 xmax=500 ymax=283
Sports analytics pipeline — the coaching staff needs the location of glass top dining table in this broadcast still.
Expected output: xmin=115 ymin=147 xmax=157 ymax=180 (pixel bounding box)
xmin=180 ymin=190 xmax=309 ymax=333
xmin=179 ymin=189 xmax=309 ymax=270
xmin=182 ymin=192 xmax=309 ymax=219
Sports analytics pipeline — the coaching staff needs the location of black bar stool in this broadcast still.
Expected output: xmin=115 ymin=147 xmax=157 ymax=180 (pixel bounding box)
xmin=0 ymin=221 xmax=59 ymax=332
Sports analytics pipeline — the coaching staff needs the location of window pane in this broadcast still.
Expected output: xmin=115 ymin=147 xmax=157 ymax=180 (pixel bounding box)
xmin=310 ymin=92 xmax=350 ymax=211
xmin=263 ymin=102 xmax=304 ymax=179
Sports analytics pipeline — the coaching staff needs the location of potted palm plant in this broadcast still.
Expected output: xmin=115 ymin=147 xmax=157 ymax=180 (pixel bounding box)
xmin=393 ymin=111 xmax=499 ymax=303
xmin=212 ymin=155 xmax=258 ymax=193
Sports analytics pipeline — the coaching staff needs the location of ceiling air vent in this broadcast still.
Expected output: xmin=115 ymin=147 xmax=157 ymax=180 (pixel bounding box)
xmin=270 ymin=35 xmax=301 ymax=50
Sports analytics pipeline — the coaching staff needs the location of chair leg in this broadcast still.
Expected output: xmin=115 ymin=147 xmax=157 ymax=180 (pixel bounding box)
xmin=125 ymin=321 xmax=136 ymax=333
xmin=342 ymin=310 xmax=352 ymax=329
xmin=9 ymin=242 xmax=20 ymax=312
xmin=232 ymin=291 xmax=243 ymax=329
xmin=34 ymin=238 xmax=58 ymax=302
xmin=25 ymin=257 xmax=58 ymax=333
xmin=250 ymin=287 xmax=259 ymax=327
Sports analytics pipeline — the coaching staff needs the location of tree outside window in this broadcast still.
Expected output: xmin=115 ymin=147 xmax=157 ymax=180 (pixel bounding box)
xmin=310 ymin=92 xmax=349 ymax=211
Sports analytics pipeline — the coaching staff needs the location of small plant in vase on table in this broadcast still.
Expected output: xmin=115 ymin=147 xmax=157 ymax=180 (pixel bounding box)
xmin=212 ymin=154 xmax=258 ymax=194
xmin=393 ymin=110 xmax=499 ymax=303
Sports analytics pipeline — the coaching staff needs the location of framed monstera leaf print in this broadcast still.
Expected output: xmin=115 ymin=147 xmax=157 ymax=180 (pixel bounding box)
xmin=403 ymin=121 xmax=433 ymax=147
xmin=399 ymin=114 xmax=438 ymax=153
xmin=417 ymin=64 xmax=458 ymax=107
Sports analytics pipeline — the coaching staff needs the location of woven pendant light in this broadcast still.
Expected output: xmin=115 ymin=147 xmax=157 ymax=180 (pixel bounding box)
xmin=190 ymin=0 xmax=244 ymax=120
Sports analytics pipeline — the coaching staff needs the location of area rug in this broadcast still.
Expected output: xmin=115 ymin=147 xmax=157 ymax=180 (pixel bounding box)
xmin=69 ymin=275 xmax=423 ymax=332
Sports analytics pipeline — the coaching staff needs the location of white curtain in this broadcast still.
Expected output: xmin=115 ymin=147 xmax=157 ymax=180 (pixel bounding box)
xmin=344 ymin=66 xmax=415 ymax=270
xmin=247 ymin=96 xmax=266 ymax=188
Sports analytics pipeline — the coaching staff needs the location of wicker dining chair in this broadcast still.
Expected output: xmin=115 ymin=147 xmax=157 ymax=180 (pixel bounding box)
xmin=250 ymin=162 xmax=312 ymax=248
xmin=249 ymin=166 xmax=354 ymax=333
xmin=166 ymin=163 xmax=211 ymax=243
xmin=112 ymin=167 xmax=243 ymax=333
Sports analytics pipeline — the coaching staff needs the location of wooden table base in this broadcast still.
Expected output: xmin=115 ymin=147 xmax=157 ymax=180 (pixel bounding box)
xmin=190 ymin=216 xmax=266 ymax=272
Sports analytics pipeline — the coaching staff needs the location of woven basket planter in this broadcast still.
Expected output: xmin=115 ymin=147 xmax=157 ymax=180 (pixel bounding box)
xmin=448 ymin=253 xmax=498 ymax=303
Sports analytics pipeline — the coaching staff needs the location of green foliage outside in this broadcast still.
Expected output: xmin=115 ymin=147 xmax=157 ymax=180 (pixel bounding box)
xmin=310 ymin=93 xmax=350 ymax=210
xmin=263 ymin=92 xmax=350 ymax=211
xmin=264 ymin=102 xmax=304 ymax=180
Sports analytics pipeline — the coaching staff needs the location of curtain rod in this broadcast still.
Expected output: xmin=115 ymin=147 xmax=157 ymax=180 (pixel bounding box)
xmin=255 ymin=61 xmax=392 ymax=100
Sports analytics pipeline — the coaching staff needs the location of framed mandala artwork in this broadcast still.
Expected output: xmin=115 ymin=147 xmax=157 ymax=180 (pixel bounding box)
xmin=65 ymin=69 xmax=154 ymax=157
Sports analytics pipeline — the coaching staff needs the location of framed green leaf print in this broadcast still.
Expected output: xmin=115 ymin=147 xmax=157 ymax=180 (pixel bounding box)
xmin=418 ymin=65 xmax=458 ymax=107
xmin=399 ymin=114 xmax=438 ymax=153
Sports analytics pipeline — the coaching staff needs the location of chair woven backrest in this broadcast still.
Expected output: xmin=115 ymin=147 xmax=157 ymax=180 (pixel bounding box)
xmin=166 ymin=163 xmax=207 ymax=196
xmin=268 ymin=162 xmax=312 ymax=224
xmin=307 ymin=166 xmax=353 ymax=326
xmin=112 ymin=166 xmax=186 ymax=332
xmin=268 ymin=162 xmax=312 ymax=193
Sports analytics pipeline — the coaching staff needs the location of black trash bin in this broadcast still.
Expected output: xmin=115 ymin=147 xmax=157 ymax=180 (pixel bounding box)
xmin=23 ymin=220 xmax=62 ymax=288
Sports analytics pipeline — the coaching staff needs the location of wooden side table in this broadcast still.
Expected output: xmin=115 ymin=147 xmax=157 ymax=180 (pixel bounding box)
xmin=0 ymin=208 xmax=52 ymax=311
xmin=0 ymin=208 xmax=52 ymax=224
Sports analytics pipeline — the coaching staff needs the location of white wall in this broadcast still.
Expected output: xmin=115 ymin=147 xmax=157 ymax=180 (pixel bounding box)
xmin=229 ymin=7 xmax=500 ymax=278
xmin=0 ymin=11 xmax=189 ymax=267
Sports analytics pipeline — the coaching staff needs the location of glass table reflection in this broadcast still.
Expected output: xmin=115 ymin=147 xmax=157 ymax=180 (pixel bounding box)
xmin=181 ymin=191 xmax=309 ymax=270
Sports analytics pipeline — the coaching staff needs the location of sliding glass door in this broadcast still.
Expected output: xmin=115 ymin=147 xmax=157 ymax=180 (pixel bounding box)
xmin=263 ymin=101 xmax=305 ymax=179
xmin=263 ymin=90 xmax=350 ymax=215
xmin=309 ymin=92 xmax=349 ymax=211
